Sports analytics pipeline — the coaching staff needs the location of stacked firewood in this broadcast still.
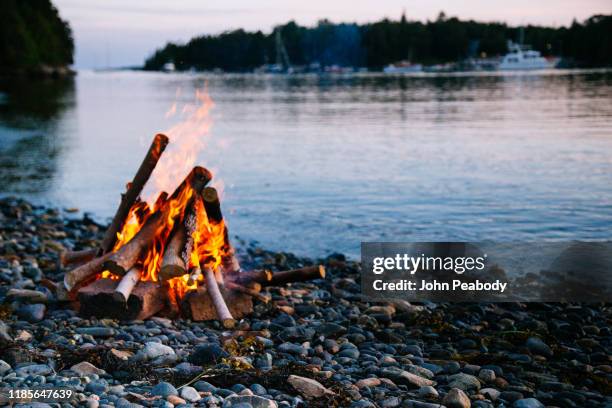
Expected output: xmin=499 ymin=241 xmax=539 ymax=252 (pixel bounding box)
xmin=59 ymin=134 xmax=325 ymax=327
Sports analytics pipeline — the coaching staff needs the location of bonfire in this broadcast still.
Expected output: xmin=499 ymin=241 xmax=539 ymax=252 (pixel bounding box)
xmin=58 ymin=93 xmax=324 ymax=328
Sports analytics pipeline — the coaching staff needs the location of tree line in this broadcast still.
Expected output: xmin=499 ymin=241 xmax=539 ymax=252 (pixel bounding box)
xmin=0 ymin=0 xmax=74 ymax=75
xmin=144 ymin=12 xmax=612 ymax=72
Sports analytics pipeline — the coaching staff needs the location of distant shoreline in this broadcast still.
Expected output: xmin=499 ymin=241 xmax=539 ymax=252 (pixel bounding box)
xmin=87 ymin=66 xmax=612 ymax=78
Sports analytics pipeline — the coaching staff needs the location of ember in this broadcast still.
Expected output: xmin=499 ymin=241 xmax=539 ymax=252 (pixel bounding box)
xmin=60 ymin=93 xmax=325 ymax=326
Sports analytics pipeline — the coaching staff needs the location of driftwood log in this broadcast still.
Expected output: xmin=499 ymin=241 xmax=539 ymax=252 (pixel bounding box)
xmin=203 ymin=265 xmax=235 ymax=328
xmin=266 ymin=265 xmax=326 ymax=286
xmin=183 ymin=285 xmax=253 ymax=322
xmin=233 ymin=269 xmax=272 ymax=285
xmin=59 ymin=248 xmax=98 ymax=268
xmin=201 ymin=187 xmax=241 ymax=275
xmin=100 ymin=133 xmax=169 ymax=254
xmin=159 ymin=173 xmax=209 ymax=280
xmin=232 ymin=265 xmax=325 ymax=286
xmin=78 ymin=278 xmax=164 ymax=320
xmin=103 ymin=167 xmax=212 ymax=276
xmin=225 ymin=281 xmax=270 ymax=303
xmin=64 ymin=252 xmax=114 ymax=291
xmin=112 ymin=267 xmax=141 ymax=303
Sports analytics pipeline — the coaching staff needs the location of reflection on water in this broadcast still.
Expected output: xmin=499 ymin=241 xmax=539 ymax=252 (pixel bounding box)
xmin=0 ymin=78 xmax=74 ymax=193
xmin=0 ymin=70 xmax=611 ymax=258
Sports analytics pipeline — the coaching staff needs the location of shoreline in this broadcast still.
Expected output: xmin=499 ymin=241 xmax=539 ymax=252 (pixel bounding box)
xmin=0 ymin=196 xmax=610 ymax=407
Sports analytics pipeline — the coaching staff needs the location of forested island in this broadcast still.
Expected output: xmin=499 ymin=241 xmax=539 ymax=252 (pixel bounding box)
xmin=0 ymin=0 xmax=74 ymax=76
xmin=144 ymin=13 xmax=612 ymax=72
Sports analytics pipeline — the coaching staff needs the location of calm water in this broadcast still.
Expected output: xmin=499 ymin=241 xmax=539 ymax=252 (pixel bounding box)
xmin=1 ymin=70 xmax=611 ymax=258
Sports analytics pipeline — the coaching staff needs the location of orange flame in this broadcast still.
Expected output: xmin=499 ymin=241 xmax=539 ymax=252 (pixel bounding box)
xmin=143 ymin=86 xmax=214 ymax=206
xmin=104 ymin=87 xmax=233 ymax=305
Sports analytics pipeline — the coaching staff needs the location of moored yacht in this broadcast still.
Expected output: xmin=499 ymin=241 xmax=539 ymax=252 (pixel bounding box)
xmin=383 ymin=61 xmax=423 ymax=73
xmin=499 ymin=41 xmax=556 ymax=70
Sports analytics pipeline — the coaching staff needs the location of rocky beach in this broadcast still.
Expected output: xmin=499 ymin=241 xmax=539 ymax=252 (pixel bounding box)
xmin=0 ymin=197 xmax=610 ymax=408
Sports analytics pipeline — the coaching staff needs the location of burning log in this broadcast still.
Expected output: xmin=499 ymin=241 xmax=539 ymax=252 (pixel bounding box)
xmin=201 ymin=187 xmax=241 ymax=275
xmin=112 ymin=267 xmax=141 ymax=303
xmin=64 ymin=252 xmax=114 ymax=291
xmin=187 ymin=266 xmax=202 ymax=286
xmin=78 ymin=278 xmax=164 ymax=320
xmin=203 ymin=265 xmax=236 ymax=328
xmin=100 ymin=134 xmax=169 ymax=254
xmin=103 ymin=167 xmax=212 ymax=276
xmin=60 ymin=248 xmax=98 ymax=267
xmin=158 ymin=224 xmax=188 ymax=280
xmin=102 ymin=210 xmax=164 ymax=276
xmin=159 ymin=172 xmax=209 ymax=281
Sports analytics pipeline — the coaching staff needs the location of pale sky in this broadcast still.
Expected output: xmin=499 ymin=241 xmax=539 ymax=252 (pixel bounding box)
xmin=53 ymin=0 xmax=611 ymax=69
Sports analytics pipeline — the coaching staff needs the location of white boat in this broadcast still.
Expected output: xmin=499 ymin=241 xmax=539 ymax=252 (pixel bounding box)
xmin=383 ymin=61 xmax=422 ymax=73
xmin=498 ymin=41 xmax=555 ymax=70
xmin=162 ymin=62 xmax=176 ymax=72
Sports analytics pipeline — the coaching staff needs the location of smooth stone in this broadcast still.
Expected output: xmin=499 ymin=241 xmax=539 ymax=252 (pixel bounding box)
xmin=418 ymin=385 xmax=439 ymax=398
xmin=254 ymin=353 xmax=273 ymax=370
xmin=0 ymin=321 xmax=12 ymax=345
xmin=478 ymin=369 xmax=496 ymax=382
xmin=15 ymin=364 xmax=52 ymax=377
xmin=480 ymin=388 xmax=500 ymax=401
xmin=151 ymin=381 xmax=178 ymax=397
xmin=406 ymin=364 xmax=434 ymax=379
xmin=448 ymin=372 xmax=481 ymax=392
xmin=499 ymin=391 xmax=523 ymax=402
xmin=442 ymin=388 xmax=471 ymax=408
xmin=316 ymin=323 xmax=347 ymax=337
xmin=525 ymin=337 xmax=553 ymax=358
xmin=16 ymin=303 xmax=46 ymax=323
xmin=173 ymin=362 xmax=201 ymax=377
xmin=179 ymin=385 xmax=200 ymax=402
xmin=278 ymin=326 xmax=315 ymax=342
xmin=379 ymin=368 xmax=434 ymax=388
xmin=188 ymin=343 xmax=229 ymax=365
xmin=287 ymin=375 xmax=335 ymax=399
xmin=85 ymin=380 xmax=109 ymax=395
xmin=86 ymin=398 xmax=100 ymax=408
xmin=421 ymin=363 xmax=443 ymax=375
xmin=381 ymin=396 xmax=401 ymax=407
xmin=75 ymin=327 xmax=116 ymax=337
xmin=355 ymin=378 xmax=381 ymax=388
xmin=6 ymin=289 xmax=48 ymax=303
xmin=223 ymin=395 xmax=278 ymax=408
xmin=278 ymin=343 xmax=307 ymax=356
xmin=338 ymin=348 xmax=360 ymax=359
xmin=273 ymin=313 xmax=295 ymax=327
xmin=250 ymin=384 xmax=267 ymax=395
xmin=137 ymin=342 xmax=176 ymax=364
xmin=513 ymin=398 xmax=544 ymax=408
xmin=166 ymin=395 xmax=186 ymax=405
xmin=193 ymin=380 xmax=217 ymax=393
xmin=70 ymin=361 xmax=106 ymax=376
xmin=444 ymin=361 xmax=461 ymax=374
xmin=0 ymin=359 xmax=11 ymax=376
xmin=109 ymin=385 xmax=125 ymax=395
